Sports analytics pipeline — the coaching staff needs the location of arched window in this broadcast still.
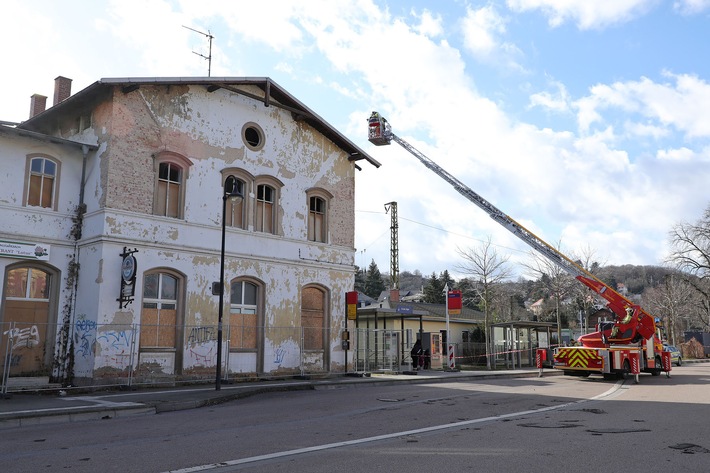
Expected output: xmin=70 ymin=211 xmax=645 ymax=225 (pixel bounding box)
xmin=5 ymin=267 xmax=51 ymax=300
xmin=26 ymin=155 xmax=60 ymax=209
xmin=301 ymin=286 xmax=326 ymax=351
xmin=141 ymin=272 xmax=179 ymax=348
xmin=306 ymin=188 xmax=332 ymax=243
xmin=229 ymin=280 xmax=259 ymax=350
xmin=221 ymin=168 xmax=253 ymax=230
xmin=256 ymin=184 xmax=275 ymax=234
xmin=153 ymin=151 xmax=191 ymax=219
xmin=254 ymin=176 xmax=283 ymax=235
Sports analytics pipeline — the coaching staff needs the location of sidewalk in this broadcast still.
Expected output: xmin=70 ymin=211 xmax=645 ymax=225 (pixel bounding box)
xmin=0 ymin=368 xmax=548 ymax=429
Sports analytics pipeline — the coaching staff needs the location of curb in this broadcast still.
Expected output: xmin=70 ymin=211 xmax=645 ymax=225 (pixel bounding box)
xmin=0 ymin=404 xmax=156 ymax=430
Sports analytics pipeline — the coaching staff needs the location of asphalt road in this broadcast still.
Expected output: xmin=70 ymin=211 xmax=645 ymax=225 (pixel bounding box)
xmin=2 ymin=365 xmax=709 ymax=473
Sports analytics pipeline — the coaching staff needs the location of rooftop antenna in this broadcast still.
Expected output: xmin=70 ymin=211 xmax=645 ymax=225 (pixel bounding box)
xmin=183 ymin=25 xmax=213 ymax=76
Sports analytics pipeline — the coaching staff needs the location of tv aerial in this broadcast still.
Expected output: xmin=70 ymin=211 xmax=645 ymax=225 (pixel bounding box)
xmin=183 ymin=25 xmax=214 ymax=76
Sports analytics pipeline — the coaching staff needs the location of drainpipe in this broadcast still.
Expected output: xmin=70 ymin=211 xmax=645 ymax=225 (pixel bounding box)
xmin=64 ymin=144 xmax=90 ymax=382
xmin=79 ymin=145 xmax=89 ymax=209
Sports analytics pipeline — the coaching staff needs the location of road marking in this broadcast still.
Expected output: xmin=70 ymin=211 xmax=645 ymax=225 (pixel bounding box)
xmin=162 ymin=381 xmax=623 ymax=473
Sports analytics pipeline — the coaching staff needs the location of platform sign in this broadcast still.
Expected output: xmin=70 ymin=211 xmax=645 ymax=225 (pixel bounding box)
xmin=447 ymin=290 xmax=462 ymax=315
xmin=346 ymin=291 xmax=358 ymax=320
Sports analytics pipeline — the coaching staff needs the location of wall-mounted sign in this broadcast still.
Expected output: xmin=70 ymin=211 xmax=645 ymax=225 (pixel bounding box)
xmin=0 ymin=239 xmax=50 ymax=260
xmin=118 ymin=247 xmax=138 ymax=309
xmin=346 ymin=291 xmax=358 ymax=320
xmin=121 ymin=254 xmax=137 ymax=281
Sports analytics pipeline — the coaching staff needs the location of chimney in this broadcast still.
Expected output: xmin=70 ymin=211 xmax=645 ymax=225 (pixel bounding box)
xmin=390 ymin=289 xmax=400 ymax=303
xmin=53 ymin=76 xmax=72 ymax=106
xmin=29 ymin=94 xmax=47 ymax=118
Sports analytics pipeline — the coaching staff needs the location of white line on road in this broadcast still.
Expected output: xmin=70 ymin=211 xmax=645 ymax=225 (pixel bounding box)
xmin=163 ymin=381 xmax=623 ymax=473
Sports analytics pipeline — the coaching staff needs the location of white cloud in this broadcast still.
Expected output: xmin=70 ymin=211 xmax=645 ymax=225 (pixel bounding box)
xmin=411 ymin=9 xmax=444 ymax=38
xmin=506 ymin=0 xmax=658 ymax=30
xmin=573 ymin=73 xmax=710 ymax=139
xmin=459 ymin=5 xmax=524 ymax=71
xmin=674 ymin=0 xmax=710 ymax=14
xmin=461 ymin=5 xmax=506 ymax=57
xmin=529 ymin=80 xmax=571 ymax=113
xmin=657 ymin=147 xmax=695 ymax=161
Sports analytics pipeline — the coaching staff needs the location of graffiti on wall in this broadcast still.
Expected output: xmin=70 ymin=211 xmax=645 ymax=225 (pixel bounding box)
xmin=4 ymin=325 xmax=40 ymax=350
xmin=186 ymin=326 xmax=217 ymax=366
xmin=274 ymin=347 xmax=286 ymax=364
xmin=74 ymin=318 xmax=97 ymax=358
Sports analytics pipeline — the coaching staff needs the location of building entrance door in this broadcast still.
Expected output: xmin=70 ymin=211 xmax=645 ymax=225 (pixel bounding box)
xmin=1 ymin=266 xmax=53 ymax=376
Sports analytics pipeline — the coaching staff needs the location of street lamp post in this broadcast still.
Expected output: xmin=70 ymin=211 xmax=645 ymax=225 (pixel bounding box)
xmin=216 ymin=175 xmax=243 ymax=391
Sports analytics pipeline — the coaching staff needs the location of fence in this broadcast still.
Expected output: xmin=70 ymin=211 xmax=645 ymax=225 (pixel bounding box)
xmin=1 ymin=320 xmax=332 ymax=393
xmin=352 ymin=328 xmax=415 ymax=373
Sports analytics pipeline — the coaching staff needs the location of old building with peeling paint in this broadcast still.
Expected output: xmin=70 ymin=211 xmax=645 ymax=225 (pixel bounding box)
xmin=0 ymin=76 xmax=379 ymax=387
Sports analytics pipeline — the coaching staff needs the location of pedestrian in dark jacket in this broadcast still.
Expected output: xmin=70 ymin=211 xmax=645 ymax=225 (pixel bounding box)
xmin=411 ymin=340 xmax=424 ymax=370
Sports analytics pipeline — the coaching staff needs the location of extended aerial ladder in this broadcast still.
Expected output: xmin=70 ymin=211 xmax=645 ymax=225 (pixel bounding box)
xmin=367 ymin=112 xmax=662 ymax=353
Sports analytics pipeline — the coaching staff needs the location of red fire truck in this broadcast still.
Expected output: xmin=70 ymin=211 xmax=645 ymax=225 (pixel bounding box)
xmin=367 ymin=112 xmax=672 ymax=382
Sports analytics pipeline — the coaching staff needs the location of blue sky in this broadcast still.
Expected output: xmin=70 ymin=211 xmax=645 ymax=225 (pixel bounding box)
xmin=3 ymin=0 xmax=710 ymax=280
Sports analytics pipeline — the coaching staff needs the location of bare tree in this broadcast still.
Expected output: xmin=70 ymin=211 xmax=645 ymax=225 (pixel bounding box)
xmin=455 ymin=236 xmax=512 ymax=370
xmin=522 ymin=240 xmax=576 ymax=345
xmin=668 ymin=207 xmax=710 ymax=277
xmin=667 ymin=205 xmax=710 ymax=332
xmin=643 ymin=273 xmax=695 ymax=345
xmin=570 ymin=245 xmax=606 ymax=335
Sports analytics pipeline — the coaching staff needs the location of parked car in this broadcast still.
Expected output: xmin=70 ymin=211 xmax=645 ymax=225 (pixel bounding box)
xmin=664 ymin=345 xmax=682 ymax=366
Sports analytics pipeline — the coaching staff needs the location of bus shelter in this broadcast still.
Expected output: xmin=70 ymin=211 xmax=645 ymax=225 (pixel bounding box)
xmin=491 ymin=321 xmax=557 ymax=369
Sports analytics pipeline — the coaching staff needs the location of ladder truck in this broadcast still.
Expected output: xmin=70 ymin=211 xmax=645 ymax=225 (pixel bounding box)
xmin=367 ymin=112 xmax=672 ymax=381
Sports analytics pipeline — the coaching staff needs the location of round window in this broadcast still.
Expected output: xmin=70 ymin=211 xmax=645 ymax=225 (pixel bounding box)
xmin=242 ymin=123 xmax=265 ymax=151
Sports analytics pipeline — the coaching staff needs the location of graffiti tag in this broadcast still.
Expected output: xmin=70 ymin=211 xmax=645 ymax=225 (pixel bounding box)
xmin=4 ymin=325 xmax=40 ymax=350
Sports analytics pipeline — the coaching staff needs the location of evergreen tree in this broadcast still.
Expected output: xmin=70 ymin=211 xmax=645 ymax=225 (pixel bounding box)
xmin=440 ymin=270 xmax=455 ymax=291
xmin=423 ymin=272 xmax=445 ymax=303
xmin=364 ymin=259 xmax=386 ymax=299
xmin=354 ymin=265 xmax=366 ymax=293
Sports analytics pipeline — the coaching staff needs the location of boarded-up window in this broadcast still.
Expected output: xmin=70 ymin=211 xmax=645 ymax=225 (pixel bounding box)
xmin=229 ymin=281 xmax=258 ymax=349
xmin=27 ymin=157 xmax=56 ymax=208
xmin=302 ymin=287 xmax=325 ymax=350
xmin=156 ymin=162 xmax=182 ymax=218
xmin=141 ymin=273 xmax=178 ymax=348
xmin=256 ymin=184 xmax=274 ymax=233
xmin=308 ymin=196 xmax=326 ymax=242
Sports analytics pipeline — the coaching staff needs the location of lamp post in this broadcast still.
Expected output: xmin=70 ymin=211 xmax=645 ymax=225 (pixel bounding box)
xmin=216 ymin=175 xmax=243 ymax=391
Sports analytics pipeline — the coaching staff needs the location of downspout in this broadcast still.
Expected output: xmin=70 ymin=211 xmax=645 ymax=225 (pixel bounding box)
xmin=69 ymin=143 xmax=90 ymax=319
xmin=78 ymin=144 xmax=88 ymax=208
xmin=69 ymin=144 xmax=90 ymax=357
xmin=61 ymin=144 xmax=90 ymax=384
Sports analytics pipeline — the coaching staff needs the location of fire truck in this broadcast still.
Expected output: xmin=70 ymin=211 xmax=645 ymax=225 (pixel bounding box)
xmin=367 ymin=112 xmax=672 ymax=382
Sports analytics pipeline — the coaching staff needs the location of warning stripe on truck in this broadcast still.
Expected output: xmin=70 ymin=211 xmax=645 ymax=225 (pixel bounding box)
xmin=555 ymin=348 xmax=604 ymax=369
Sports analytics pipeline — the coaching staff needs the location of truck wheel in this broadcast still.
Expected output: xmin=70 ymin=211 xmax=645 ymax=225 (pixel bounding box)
xmin=651 ymin=356 xmax=662 ymax=376
xmin=620 ymin=360 xmax=631 ymax=380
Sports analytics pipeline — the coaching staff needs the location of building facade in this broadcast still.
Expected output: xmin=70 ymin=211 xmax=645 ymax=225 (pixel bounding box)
xmin=1 ymin=76 xmax=379 ymax=386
